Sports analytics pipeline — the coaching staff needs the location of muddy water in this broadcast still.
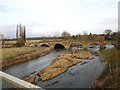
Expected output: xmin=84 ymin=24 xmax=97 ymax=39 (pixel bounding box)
xmin=2 ymin=45 xmax=107 ymax=88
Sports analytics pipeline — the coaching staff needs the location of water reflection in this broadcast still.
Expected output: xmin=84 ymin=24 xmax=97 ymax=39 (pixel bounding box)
xmin=105 ymin=44 xmax=115 ymax=49
xmin=87 ymin=45 xmax=100 ymax=52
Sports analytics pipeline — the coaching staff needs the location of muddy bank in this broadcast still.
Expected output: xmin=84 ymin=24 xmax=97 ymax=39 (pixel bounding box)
xmin=1 ymin=47 xmax=53 ymax=68
xmin=37 ymin=51 xmax=94 ymax=81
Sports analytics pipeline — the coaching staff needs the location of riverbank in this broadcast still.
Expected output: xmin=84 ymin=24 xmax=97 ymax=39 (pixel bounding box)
xmin=37 ymin=51 xmax=94 ymax=81
xmin=1 ymin=46 xmax=53 ymax=68
xmin=3 ymin=48 xmax=104 ymax=88
xmin=92 ymin=48 xmax=120 ymax=88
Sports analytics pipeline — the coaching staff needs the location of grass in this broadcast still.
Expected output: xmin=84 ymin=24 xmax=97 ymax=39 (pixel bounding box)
xmin=94 ymin=48 xmax=120 ymax=88
xmin=4 ymin=40 xmax=16 ymax=45
xmin=2 ymin=46 xmax=44 ymax=61
xmin=3 ymin=40 xmax=41 ymax=45
xmin=38 ymin=52 xmax=81 ymax=81
xmin=100 ymin=48 xmax=119 ymax=72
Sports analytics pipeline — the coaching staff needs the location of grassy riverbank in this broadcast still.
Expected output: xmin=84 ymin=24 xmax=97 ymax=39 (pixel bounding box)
xmin=93 ymin=48 xmax=120 ymax=88
xmin=2 ymin=47 xmax=44 ymax=61
xmin=93 ymin=32 xmax=120 ymax=88
xmin=1 ymin=46 xmax=53 ymax=68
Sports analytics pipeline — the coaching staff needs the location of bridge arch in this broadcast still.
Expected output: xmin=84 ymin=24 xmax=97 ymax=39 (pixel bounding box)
xmin=54 ymin=43 xmax=65 ymax=49
xmin=41 ymin=44 xmax=49 ymax=47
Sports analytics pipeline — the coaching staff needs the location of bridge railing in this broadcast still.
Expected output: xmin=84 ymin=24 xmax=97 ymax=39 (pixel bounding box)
xmin=0 ymin=71 xmax=45 ymax=90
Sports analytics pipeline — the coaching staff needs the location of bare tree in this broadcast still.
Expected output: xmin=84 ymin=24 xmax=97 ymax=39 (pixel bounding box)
xmin=61 ymin=31 xmax=71 ymax=39
xmin=0 ymin=32 xmax=4 ymax=45
xmin=16 ymin=23 xmax=26 ymax=47
xmin=23 ymin=25 xmax=26 ymax=43
xmin=104 ymin=29 xmax=112 ymax=35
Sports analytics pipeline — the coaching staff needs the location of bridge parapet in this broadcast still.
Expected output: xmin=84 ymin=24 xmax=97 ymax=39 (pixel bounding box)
xmin=0 ymin=71 xmax=45 ymax=89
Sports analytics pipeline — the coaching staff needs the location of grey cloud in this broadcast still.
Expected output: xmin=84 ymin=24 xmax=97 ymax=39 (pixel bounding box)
xmin=0 ymin=4 xmax=8 ymax=12
xmin=0 ymin=24 xmax=16 ymax=38
xmin=0 ymin=3 xmax=26 ymax=13
xmin=0 ymin=23 xmax=45 ymax=38
xmin=26 ymin=21 xmax=45 ymax=27
xmin=98 ymin=18 xmax=118 ymax=25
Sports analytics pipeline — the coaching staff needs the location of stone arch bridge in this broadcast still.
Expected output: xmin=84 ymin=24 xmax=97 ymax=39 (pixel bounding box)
xmin=29 ymin=40 xmax=106 ymax=49
xmin=33 ymin=40 xmax=86 ymax=49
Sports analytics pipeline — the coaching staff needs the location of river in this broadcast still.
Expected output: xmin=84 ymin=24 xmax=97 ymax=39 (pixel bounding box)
xmin=3 ymin=50 xmax=69 ymax=78
xmin=37 ymin=56 xmax=104 ymax=88
xmin=3 ymin=45 xmax=112 ymax=88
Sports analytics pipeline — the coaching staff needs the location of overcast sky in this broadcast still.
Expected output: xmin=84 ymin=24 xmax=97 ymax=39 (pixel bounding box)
xmin=0 ymin=0 xmax=119 ymax=38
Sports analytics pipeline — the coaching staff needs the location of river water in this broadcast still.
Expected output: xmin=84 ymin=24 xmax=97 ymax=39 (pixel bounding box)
xmin=3 ymin=50 xmax=69 ymax=78
xmin=37 ymin=56 xmax=104 ymax=88
xmin=3 ymin=44 xmax=114 ymax=88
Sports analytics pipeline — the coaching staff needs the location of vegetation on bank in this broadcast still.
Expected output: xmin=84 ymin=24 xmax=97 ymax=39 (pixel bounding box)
xmin=1 ymin=46 xmax=53 ymax=68
xmin=93 ymin=32 xmax=120 ymax=88
xmin=93 ymin=48 xmax=120 ymax=88
xmin=2 ymin=47 xmax=45 ymax=62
